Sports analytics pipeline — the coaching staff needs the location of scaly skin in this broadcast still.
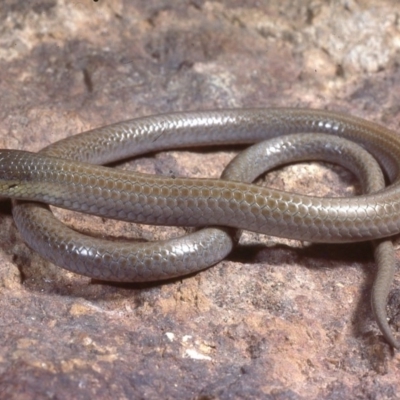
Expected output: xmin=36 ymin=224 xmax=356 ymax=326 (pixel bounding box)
xmin=0 ymin=109 xmax=399 ymax=347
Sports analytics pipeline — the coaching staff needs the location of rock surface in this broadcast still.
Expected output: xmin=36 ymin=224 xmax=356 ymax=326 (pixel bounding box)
xmin=1 ymin=0 xmax=400 ymax=398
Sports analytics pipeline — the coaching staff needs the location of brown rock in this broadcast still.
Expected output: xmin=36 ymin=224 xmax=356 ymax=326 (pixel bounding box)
xmin=1 ymin=0 xmax=400 ymax=398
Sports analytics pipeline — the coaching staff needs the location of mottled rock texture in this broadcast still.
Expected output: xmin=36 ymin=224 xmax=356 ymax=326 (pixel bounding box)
xmin=1 ymin=0 xmax=400 ymax=399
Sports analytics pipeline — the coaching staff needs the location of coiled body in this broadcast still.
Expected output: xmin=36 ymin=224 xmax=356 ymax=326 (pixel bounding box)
xmin=1 ymin=108 xmax=399 ymax=347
